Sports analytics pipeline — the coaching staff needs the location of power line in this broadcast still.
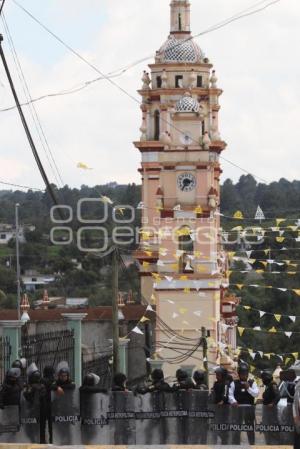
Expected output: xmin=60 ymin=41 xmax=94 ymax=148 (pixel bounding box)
xmin=0 ymin=0 xmax=5 ymax=15
xmin=0 ymin=35 xmax=63 ymax=216
xmin=4 ymin=0 xmax=281 ymax=187
xmin=5 ymin=0 xmax=281 ymax=114
xmin=0 ymin=179 xmax=44 ymax=190
xmin=10 ymin=0 xmax=281 ymax=184
xmin=1 ymin=13 xmax=64 ymax=188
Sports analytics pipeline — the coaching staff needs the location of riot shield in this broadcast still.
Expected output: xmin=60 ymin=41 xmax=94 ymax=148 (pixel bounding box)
xmin=185 ymin=390 xmax=210 ymax=444
xmin=80 ymin=391 xmax=110 ymax=444
xmin=135 ymin=392 xmax=162 ymax=444
xmin=51 ymin=388 xmax=80 ymax=445
xmin=208 ymin=403 xmax=231 ymax=445
xmin=108 ymin=391 xmax=135 ymax=445
xmin=277 ymin=401 xmax=294 ymax=445
xmin=0 ymin=405 xmax=20 ymax=441
xmin=18 ymin=390 xmax=41 ymax=443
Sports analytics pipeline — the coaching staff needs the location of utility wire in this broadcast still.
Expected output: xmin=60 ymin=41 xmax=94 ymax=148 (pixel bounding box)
xmin=0 ymin=179 xmax=44 ymax=190
xmin=1 ymin=13 xmax=64 ymax=188
xmin=0 ymin=35 xmax=63 ymax=217
xmin=5 ymin=0 xmax=281 ymax=113
xmin=10 ymin=0 xmax=281 ymax=184
xmin=0 ymin=0 xmax=5 ymax=15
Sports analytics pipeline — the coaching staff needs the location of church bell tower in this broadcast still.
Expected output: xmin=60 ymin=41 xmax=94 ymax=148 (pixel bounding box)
xmin=134 ymin=0 xmax=228 ymax=376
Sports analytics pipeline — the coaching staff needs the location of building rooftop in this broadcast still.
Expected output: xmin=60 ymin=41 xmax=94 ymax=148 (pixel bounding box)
xmin=0 ymin=305 xmax=155 ymax=322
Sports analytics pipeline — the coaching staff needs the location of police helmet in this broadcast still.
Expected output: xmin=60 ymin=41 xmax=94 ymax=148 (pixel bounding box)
xmin=151 ymin=369 xmax=164 ymax=382
xmin=193 ymin=369 xmax=206 ymax=383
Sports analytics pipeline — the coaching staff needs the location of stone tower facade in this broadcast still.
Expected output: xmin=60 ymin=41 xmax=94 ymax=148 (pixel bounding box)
xmin=134 ymin=0 xmax=229 ymax=376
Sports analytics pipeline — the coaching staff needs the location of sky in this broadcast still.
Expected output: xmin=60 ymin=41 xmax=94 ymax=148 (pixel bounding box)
xmin=0 ymin=0 xmax=299 ymax=190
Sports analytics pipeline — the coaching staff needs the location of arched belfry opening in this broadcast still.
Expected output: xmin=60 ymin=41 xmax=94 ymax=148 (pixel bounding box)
xmin=154 ymin=110 xmax=160 ymax=141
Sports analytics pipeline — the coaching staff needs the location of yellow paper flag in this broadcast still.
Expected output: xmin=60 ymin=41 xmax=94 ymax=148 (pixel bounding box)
xmin=140 ymin=316 xmax=150 ymax=323
xmin=142 ymin=262 xmax=150 ymax=268
xmin=179 ymin=275 xmax=188 ymax=281
xmin=276 ymin=237 xmax=285 ymax=243
xmin=194 ymin=205 xmax=203 ymax=214
xmin=268 ymin=327 xmax=277 ymax=333
xmin=293 ymin=290 xmax=300 ymax=296
xmin=234 ymin=211 xmax=244 ymax=220
xmin=243 ymin=306 xmax=251 ymax=310
xmin=238 ymin=327 xmax=245 ymax=336
xmin=293 ymin=352 xmax=299 ymax=359
xmin=145 ymin=251 xmax=153 ymax=257
xmin=276 ymin=218 xmax=285 ymax=226
xmin=179 ymin=308 xmax=188 ymax=315
xmin=274 ymin=314 xmax=281 ymax=322
xmin=184 ymin=288 xmax=190 ymax=294
xmin=236 ymin=284 xmax=244 ymax=290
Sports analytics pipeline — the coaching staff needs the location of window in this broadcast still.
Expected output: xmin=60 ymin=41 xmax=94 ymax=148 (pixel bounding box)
xmin=197 ymin=76 xmax=203 ymax=87
xmin=178 ymin=13 xmax=182 ymax=31
xmin=154 ymin=110 xmax=160 ymax=141
xmin=202 ymin=121 xmax=205 ymax=136
xmin=175 ymin=75 xmax=183 ymax=88
xmin=0 ymin=234 xmax=6 ymax=240
xmin=32 ymin=277 xmax=37 ymax=282
xmin=156 ymin=76 xmax=162 ymax=88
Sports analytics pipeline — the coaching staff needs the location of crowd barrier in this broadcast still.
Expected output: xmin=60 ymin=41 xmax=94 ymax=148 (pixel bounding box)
xmin=0 ymin=390 xmax=295 ymax=445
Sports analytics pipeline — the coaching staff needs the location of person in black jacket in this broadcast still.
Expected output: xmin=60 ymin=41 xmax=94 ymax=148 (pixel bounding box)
xmin=54 ymin=364 xmax=75 ymax=393
xmin=193 ymin=370 xmax=208 ymax=391
xmin=210 ymin=367 xmax=231 ymax=445
xmin=40 ymin=366 xmax=55 ymax=444
xmin=172 ymin=369 xmax=194 ymax=391
xmin=23 ymin=364 xmax=47 ymax=444
xmin=0 ymin=368 xmax=22 ymax=409
xmin=112 ymin=373 xmax=128 ymax=392
xmin=137 ymin=369 xmax=172 ymax=394
xmin=261 ymin=370 xmax=280 ymax=445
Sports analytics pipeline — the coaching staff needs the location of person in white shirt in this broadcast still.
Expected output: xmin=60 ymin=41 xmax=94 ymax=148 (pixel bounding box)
xmin=229 ymin=363 xmax=259 ymax=446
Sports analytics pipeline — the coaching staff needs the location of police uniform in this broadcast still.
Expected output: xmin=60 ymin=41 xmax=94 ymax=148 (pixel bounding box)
xmin=211 ymin=373 xmax=231 ymax=445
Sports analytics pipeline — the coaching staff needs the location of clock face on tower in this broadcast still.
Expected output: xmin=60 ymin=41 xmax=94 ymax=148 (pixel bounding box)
xmin=177 ymin=173 xmax=196 ymax=192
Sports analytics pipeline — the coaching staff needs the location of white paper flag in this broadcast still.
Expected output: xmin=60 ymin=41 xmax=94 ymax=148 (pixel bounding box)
xmin=146 ymin=305 xmax=154 ymax=312
xmin=193 ymin=311 xmax=202 ymax=317
xmin=285 ymin=332 xmax=292 ymax=338
xmin=289 ymin=316 xmax=296 ymax=323
xmin=137 ymin=202 xmax=144 ymax=209
xmin=165 ymin=276 xmax=174 ymax=282
xmin=132 ymin=326 xmax=144 ymax=335
xmin=259 ymin=311 xmax=266 ymax=318
xmin=172 ymin=312 xmax=179 ymax=319
xmin=255 ymin=206 xmax=265 ymax=221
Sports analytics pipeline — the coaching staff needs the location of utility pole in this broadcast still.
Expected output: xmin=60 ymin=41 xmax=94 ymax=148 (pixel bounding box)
xmin=15 ymin=203 xmax=21 ymax=320
xmin=112 ymin=247 xmax=120 ymax=374
xmin=201 ymin=326 xmax=208 ymax=386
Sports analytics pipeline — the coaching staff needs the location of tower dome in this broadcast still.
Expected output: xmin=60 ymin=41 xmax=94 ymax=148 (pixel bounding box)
xmin=158 ymin=36 xmax=203 ymax=64
xmin=176 ymin=92 xmax=199 ymax=112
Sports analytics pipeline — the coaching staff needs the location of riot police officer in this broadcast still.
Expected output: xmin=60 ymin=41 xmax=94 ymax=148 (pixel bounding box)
xmin=229 ymin=362 xmax=259 ymax=445
xmin=210 ymin=367 xmax=231 ymax=445
xmin=23 ymin=363 xmax=47 ymax=444
xmin=172 ymin=369 xmax=194 ymax=391
xmin=41 ymin=366 xmax=55 ymax=444
xmin=193 ymin=370 xmax=208 ymax=391
xmin=0 ymin=368 xmax=22 ymax=408
xmin=261 ymin=370 xmax=280 ymax=445
xmin=112 ymin=372 xmax=128 ymax=392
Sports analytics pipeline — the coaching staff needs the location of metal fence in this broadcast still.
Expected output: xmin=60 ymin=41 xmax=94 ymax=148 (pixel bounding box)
xmin=21 ymin=329 xmax=75 ymax=378
xmin=82 ymin=353 xmax=112 ymax=389
xmin=0 ymin=336 xmax=11 ymax=384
